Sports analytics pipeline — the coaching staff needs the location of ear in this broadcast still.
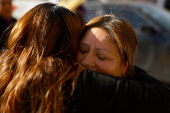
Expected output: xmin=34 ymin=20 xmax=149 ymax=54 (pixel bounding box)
xmin=121 ymin=61 xmax=128 ymax=76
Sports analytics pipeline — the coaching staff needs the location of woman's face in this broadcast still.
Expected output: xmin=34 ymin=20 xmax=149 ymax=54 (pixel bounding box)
xmin=77 ymin=27 xmax=128 ymax=77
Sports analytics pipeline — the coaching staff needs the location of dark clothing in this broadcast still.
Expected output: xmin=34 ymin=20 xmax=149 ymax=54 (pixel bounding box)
xmin=67 ymin=66 xmax=170 ymax=113
xmin=0 ymin=15 xmax=16 ymax=50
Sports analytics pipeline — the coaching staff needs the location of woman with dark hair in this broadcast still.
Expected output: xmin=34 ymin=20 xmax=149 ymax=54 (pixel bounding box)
xmin=0 ymin=3 xmax=84 ymax=113
xmin=77 ymin=14 xmax=138 ymax=77
xmin=73 ymin=14 xmax=170 ymax=113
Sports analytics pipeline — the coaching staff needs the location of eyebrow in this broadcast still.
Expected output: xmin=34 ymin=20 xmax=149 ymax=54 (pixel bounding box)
xmin=96 ymin=48 xmax=111 ymax=54
xmin=81 ymin=42 xmax=112 ymax=54
xmin=81 ymin=43 xmax=89 ymax=47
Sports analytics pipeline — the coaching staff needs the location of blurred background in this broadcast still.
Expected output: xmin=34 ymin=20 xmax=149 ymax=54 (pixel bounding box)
xmin=5 ymin=0 xmax=170 ymax=86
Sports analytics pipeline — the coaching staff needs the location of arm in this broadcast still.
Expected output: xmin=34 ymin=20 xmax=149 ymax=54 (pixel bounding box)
xmin=72 ymin=67 xmax=170 ymax=113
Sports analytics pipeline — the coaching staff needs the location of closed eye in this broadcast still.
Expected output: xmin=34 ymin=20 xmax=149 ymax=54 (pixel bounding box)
xmin=97 ymin=55 xmax=106 ymax=61
xmin=79 ymin=48 xmax=88 ymax=54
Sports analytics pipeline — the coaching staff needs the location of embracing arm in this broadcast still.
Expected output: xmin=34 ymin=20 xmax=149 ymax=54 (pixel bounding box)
xmin=71 ymin=66 xmax=170 ymax=113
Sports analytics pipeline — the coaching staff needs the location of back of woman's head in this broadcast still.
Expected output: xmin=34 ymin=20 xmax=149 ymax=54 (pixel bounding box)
xmin=0 ymin=3 xmax=83 ymax=113
xmin=8 ymin=2 xmax=82 ymax=63
xmin=82 ymin=14 xmax=138 ymax=76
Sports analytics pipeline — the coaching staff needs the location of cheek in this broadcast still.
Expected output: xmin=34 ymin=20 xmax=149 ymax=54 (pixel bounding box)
xmin=95 ymin=62 xmax=112 ymax=73
xmin=76 ymin=52 xmax=83 ymax=62
xmin=96 ymin=61 xmax=123 ymax=77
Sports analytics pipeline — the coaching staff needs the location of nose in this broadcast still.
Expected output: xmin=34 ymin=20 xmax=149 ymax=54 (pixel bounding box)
xmin=82 ymin=53 xmax=96 ymax=69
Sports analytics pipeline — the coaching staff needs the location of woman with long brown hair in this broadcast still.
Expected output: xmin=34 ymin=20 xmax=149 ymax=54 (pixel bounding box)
xmin=0 ymin=3 xmax=84 ymax=113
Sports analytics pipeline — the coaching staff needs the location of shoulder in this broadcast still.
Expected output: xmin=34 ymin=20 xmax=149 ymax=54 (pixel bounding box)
xmin=71 ymin=68 xmax=170 ymax=113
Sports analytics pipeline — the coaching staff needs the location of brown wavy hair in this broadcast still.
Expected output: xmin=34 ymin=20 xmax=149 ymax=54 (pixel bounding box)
xmin=0 ymin=3 xmax=84 ymax=113
xmin=81 ymin=14 xmax=138 ymax=77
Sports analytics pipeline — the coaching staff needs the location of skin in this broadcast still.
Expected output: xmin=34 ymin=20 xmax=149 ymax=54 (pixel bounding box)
xmin=0 ymin=0 xmax=12 ymax=20
xmin=77 ymin=27 xmax=128 ymax=77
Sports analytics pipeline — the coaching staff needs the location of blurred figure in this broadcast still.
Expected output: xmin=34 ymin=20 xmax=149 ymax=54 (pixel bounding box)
xmin=75 ymin=5 xmax=86 ymax=22
xmin=0 ymin=0 xmax=16 ymax=51
xmin=155 ymin=0 xmax=170 ymax=10
xmin=165 ymin=0 xmax=170 ymax=10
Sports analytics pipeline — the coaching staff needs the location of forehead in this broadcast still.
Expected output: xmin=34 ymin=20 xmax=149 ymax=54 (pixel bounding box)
xmin=81 ymin=27 xmax=119 ymax=50
xmin=80 ymin=27 xmax=122 ymax=59
xmin=81 ymin=27 xmax=114 ymax=45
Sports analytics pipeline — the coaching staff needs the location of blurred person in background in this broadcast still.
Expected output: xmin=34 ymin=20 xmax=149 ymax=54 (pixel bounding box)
xmin=154 ymin=0 xmax=170 ymax=10
xmin=165 ymin=0 xmax=170 ymax=10
xmin=0 ymin=0 xmax=16 ymax=52
xmin=75 ymin=5 xmax=86 ymax=21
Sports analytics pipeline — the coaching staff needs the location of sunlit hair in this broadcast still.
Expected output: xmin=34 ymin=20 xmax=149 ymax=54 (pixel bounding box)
xmin=0 ymin=3 xmax=84 ymax=113
xmin=82 ymin=14 xmax=138 ymax=77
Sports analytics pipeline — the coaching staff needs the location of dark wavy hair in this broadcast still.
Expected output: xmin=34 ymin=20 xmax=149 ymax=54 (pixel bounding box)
xmin=0 ymin=3 xmax=84 ymax=113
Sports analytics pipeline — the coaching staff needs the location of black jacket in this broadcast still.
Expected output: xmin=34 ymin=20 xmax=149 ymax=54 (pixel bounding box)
xmin=66 ymin=66 xmax=170 ymax=113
